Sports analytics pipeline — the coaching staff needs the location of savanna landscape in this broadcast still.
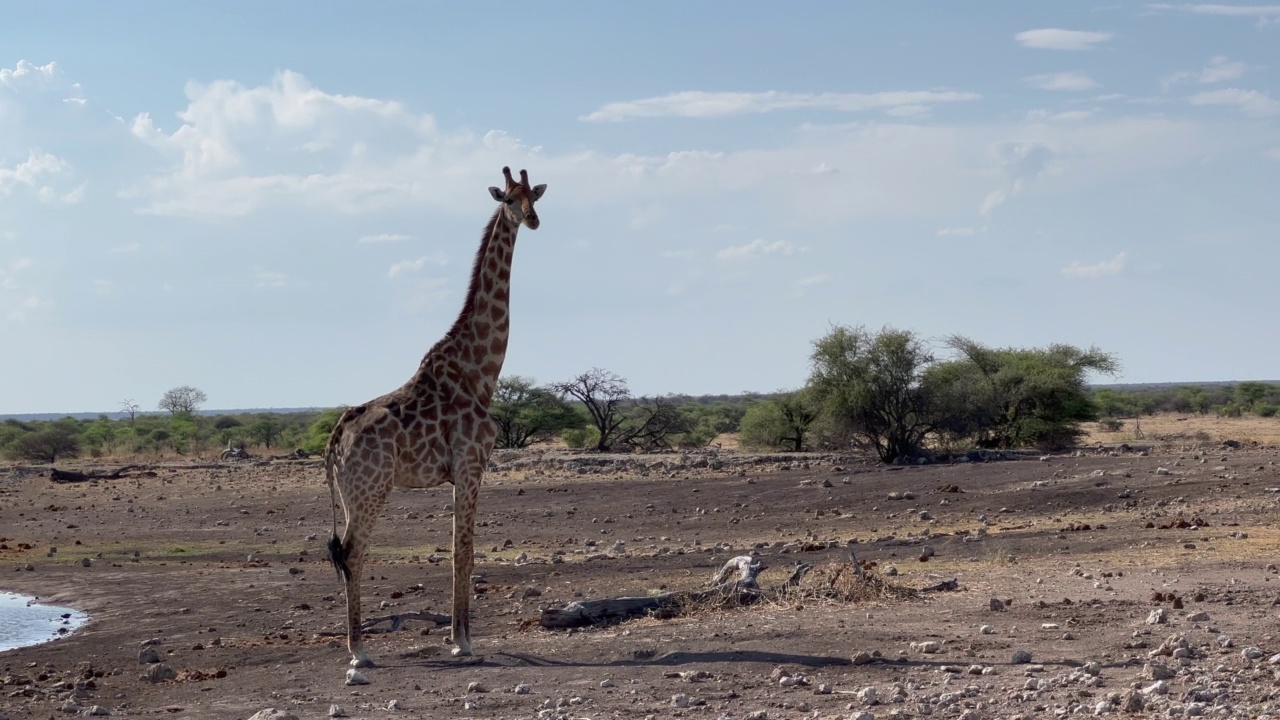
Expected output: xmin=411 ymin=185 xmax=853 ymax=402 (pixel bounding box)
xmin=4 ymin=374 xmax=1280 ymax=719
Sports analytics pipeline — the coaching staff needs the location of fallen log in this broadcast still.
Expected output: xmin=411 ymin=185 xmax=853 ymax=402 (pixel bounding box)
xmin=541 ymin=555 xmax=766 ymax=629
xmin=49 ymin=465 xmax=147 ymax=483
xmin=539 ymin=553 xmax=960 ymax=630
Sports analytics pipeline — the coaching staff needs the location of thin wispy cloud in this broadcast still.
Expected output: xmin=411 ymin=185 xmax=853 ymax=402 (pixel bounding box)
xmin=1148 ymin=3 xmax=1280 ymax=23
xmin=1164 ymin=56 xmax=1246 ymax=87
xmin=111 ymin=242 xmax=142 ymax=253
xmin=1189 ymin=88 xmax=1280 ymax=116
xmin=581 ymin=89 xmax=980 ymax=122
xmin=358 ymin=233 xmax=412 ymax=244
xmin=1015 ymin=29 xmax=1113 ymax=51
xmin=388 ymin=254 xmax=448 ymax=278
xmin=1062 ymin=251 xmax=1129 ymax=278
xmin=1027 ymin=72 xmax=1099 ymax=91
xmin=253 ymin=266 xmax=287 ymax=288
xmin=936 ymin=226 xmax=985 ymax=237
xmin=7 ymin=296 xmax=45 ymax=322
xmin=716 ymin=239 xmax=803 ymax=261
xmin=796 ymin=274 xmax=830 ymax=289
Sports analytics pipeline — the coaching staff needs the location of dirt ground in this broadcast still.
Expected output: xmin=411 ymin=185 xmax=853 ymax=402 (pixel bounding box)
xmin=3 ymin=438 xmax=1280 ymax=719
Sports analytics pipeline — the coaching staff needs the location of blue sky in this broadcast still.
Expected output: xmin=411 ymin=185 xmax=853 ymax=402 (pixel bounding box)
xmin=2 ymin=2 xmax=1278 ymax=414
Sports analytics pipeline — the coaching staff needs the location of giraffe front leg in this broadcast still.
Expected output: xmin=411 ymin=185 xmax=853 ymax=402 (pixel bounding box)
xmin=450 ymin=476 xmax=481 ymax=657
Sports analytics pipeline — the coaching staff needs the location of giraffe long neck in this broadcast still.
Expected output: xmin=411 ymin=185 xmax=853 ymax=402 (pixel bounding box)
xmin=431 ymin=207 xmax=518 ymax=405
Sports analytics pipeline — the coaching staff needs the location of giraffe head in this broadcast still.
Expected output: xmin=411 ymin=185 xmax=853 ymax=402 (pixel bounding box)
xmin=489 ymin=167 xmax=547 ymax=230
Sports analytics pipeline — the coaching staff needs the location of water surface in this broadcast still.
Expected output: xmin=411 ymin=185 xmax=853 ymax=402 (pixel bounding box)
xmin=0 ymin=591 xmax=87 ymax=652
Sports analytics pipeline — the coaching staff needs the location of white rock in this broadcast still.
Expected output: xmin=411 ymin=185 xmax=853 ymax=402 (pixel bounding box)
xmin=858 ymin=686 xmax=878 ymax=705
xmin=344 ymin=669 xmax=369 ymax=686
xmin=514 ymin=683 xmax=532 ymax=694
xmin=671 ymin=693 xmax=689 ymax=708
xmin=327 ymin=706 xmax=348 ymax=718
xmin=248 ymin=711 xmax=299 ymax=720
xmin=980 ymin=625 xmax=995 ymax=634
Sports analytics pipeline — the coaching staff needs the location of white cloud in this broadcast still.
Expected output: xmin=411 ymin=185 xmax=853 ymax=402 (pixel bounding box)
xmin=0 ymin=60 xmax=59 ymax=87
xmin=1015 ymin=29 xmax=1113 ymax=51
xmin=6 ymin=296 xmax=45 ymax=322
xmin=1062 ymin=251 xmax=1128 ymax=278
xmin=397 ymin=277 xmax=451 ymax=315
xmin=357 ymin=233 xmax=412 ymax=244
xmin=0 ymin=257 xmax=33 ymax=290
xmin=112 ymin=242 xmax=142 ymax=253
xmin=797 ymin=274 xmax=830 ymax=289
xmin=253 ymin=266 xmax=287 ymax=288
xmin=0 ymin=151 xmax=70 ymax=199
xmin=1149 ymin=3 xmax=1280 ymax=23
xmin=580 ymin=89 xmax=980 ymax=122
xmin=980 ymin=141 xmax=1058 ymax=216
xmin=388 ymin=254 xmax=448 ymax=277
xmin=936 ymin=226 xmax=985 ymax=237
xmin=716 ymin=239 xmax=803 ymax=261
xmin=1164 ymin=56 xmax=1247 ymax=88
xmin=1027 ymin=72 xmax=1099 ymax=91
xmin=1188 ymin=88 xmax=1280 ymax=116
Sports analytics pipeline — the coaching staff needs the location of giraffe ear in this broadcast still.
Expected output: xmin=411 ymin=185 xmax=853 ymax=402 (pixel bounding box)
xmin=488 ymin=186 xmax=504 ymax=201
xmin=531 ymin=184 xmax=547 ymax=201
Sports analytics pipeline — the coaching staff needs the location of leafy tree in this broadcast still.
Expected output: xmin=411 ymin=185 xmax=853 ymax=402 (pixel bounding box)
xmin=7 ymin=426 xmax=81 ymax=463
xmin=300 ymin=407 xmax=345 ymax=455
xmin=249 ymin=415 xmax=283 ymax=448
xmin=551 ymin=368 xmax=632 ymax=451
xmin=159 ymin=385 xmax=208 ymax=415
xmin=738 ymin=391 xmax=818 ymax=451
xmin=1235 ymin=382 xmax=1272 ymax=411
xmin=491 ymin=376 xmax=584 ymax=449
xmin=944 ymin=337 xmax=1119 ymax=450
xmin=807 ymin=325 xmax=940 ymax=462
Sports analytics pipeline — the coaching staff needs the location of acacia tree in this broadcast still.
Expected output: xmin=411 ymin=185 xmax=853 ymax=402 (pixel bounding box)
xmin=491 ymin=376 xmax=583 ymax=449
xmin=738 ymin=391 xmax=818 ymax=452
xmin=621 ymin=396 xmax=696 ymax=451
xmin=943 ymin=336 xmax=1119 ymax=450
xmin=159 ymin=386 xmax=208 ymax=415
xmin=551 ymin=368 xmax=631 ymax=451
xmin=807 ymin=325 xmax=939 ymax=463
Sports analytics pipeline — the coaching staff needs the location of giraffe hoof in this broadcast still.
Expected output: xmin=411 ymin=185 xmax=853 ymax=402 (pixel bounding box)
xmin=350 ymin=657 xmax=376 ymax=669
xmin=450 ymin=646 xmax=473 ymax=658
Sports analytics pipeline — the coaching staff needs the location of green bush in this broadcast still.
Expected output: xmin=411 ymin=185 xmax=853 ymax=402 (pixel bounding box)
xmin=300 ymin=408 xmax=345 ymax=455
xmin=1257 ymin=404 xmax=1278 ymax=418
xmin=561 ymin=427 xmax=600 ymax=449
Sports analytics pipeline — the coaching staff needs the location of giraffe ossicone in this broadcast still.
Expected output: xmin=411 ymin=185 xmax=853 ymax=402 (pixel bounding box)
xmin=325 ymin=166 xmax=546 ymax=669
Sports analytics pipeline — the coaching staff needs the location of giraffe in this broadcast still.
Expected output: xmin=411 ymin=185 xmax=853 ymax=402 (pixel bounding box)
xmin=325 ymin=166 xmax=546 ymax=669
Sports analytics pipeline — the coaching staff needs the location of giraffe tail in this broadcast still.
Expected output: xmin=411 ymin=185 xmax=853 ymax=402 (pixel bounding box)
xmin=324 ymin=421 xmax=352 ymax=581
xmin=328 ymin=534 xmax=352 ymax=582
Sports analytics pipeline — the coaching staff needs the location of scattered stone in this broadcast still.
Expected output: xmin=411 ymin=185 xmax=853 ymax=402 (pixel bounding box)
xmin=344 ymin=669 xmax=369 ymax=686
xmin=1187 ymin=611 xmax=1210 ymax=622
xmin=1011 ymin=650 xmax=1032 ymax=664
xmin=514 ymin=683 xmax=532 ymax=694
xmin=248 ymin=711 xmax=298 ymax=720
xmin=980 ymin=625 xmax=995 ymax=634
xmin=328 ymin=706 xmax=348 ymax=718
xmin=138 ymin=647 xmax=160 ymax=664
xmin=1146 ymin=608 xmax=1167 ymax=625
xmin=144 ymin=663 xmax=176 ymax=683
xmin=989 ymin=598 xmax=1007 ymax=611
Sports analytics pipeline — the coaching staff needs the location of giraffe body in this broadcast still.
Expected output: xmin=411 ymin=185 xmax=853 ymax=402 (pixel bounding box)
xmin=326 ymin=167 xmax=546 ymax=669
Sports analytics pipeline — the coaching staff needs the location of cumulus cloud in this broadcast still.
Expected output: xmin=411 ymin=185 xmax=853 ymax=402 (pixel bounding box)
xmin=1188 ymin=88 xmax=1280 ymax=116
xmin=580 ymin=89 xmax=980 ymax=122
xmin=0 ymin=151 xmax=70 ymax=199
xmin=1062 ymin=251 xmax=1128 ymax=278
xmin=388 ymin=254 xmax=448 ymax=277
xmin=358 ymin=233 xmax=412 ymax=244
xmin=716 ymin=239 xmax=803 ymax=261
xmin=1027 ymin=72 xmax=1099 ymax=91
xmin=0 ymin=60 xmax=60 ymax=87
xmin=1015 ymin=29 xmax=1113 ymax=51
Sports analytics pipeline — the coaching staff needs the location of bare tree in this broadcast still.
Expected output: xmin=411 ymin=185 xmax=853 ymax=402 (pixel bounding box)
xmin=119 ymin=399 xmax=140 ymax=424
xmin=622 ymin=396 xmax=695 ymax=451
xmin=158 ymin=386 xmax=208 ymax=416
xmin=551 ymin=368 xmax=631 ymax=451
